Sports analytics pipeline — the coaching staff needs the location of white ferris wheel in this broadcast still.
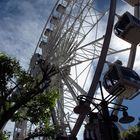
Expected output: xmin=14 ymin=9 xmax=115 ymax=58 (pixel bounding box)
xmin=14 ymin=0 xmax=140 ymax=139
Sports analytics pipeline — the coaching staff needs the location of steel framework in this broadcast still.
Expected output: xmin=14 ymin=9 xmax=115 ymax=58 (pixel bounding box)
xmin=13 ymin=0 xmax=140 ymax=139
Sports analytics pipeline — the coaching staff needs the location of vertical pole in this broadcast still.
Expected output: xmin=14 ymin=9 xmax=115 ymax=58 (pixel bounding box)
xmin=100 ymin=101 xmax=113 ymax=140
xmin=127 ymin=3 xmax=140 ymax=68
xmin=99 ymin=81 xmax=113 ymax=140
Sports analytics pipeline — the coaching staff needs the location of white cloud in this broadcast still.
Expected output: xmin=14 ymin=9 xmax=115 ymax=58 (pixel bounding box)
xmin=0 ymin=0 xmax=56 ymax=69
xmin=1 ymin=0 xmax=140 ymax=139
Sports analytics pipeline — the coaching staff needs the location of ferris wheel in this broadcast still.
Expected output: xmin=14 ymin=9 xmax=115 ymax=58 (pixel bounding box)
xmin=14 ymin=0 xmax=140 ymax=139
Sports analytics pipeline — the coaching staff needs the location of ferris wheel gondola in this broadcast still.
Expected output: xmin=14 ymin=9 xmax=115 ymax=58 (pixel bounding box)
xmin=114 ymin=11 xmax=140 ymax=44
xmin=103 ymin=61 xmax=140 ymax=100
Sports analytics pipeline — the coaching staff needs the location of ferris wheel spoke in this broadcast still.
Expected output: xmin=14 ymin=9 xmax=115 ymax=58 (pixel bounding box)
xmin=56 ymin=100 xmax=72 ymax=132
xmin=75 ymin=35 xmax=105 ymax=51
xmin=66 ymin=76 xmax=88 ymax=95
xmin=61 ymin=73 xmax=78 ymax=103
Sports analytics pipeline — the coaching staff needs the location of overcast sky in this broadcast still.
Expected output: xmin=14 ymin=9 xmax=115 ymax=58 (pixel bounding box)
xmin=0 ymin=0 xmax=56 ymax=69
xmin=1 ymin=0 xmax=140 ymax=140
xmin=0 ymin=0 xmax=56 ymax=139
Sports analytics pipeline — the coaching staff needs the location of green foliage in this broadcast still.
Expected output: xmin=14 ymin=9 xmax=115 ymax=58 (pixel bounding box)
xmin=26 ymin=125 xmax=56 ymax=140
xmin=12 ymin=88 xmax=59 ymax=140
xmin=0 ymin=53 xmax=22 ymax=113
xmin=13 ymin=88 xmax=59 ymax=124
xmin=0 ymin=52 xmax=58 ymax=129
xmin=0 ymin=131 xmax=8 ymax=140
xmin=0 ymin=52 xmax=32 ymax=103
xmin=121 ymin=125 xmax=140 ymax=140
xmin=44 ymin=126 xmax=56 ymax=139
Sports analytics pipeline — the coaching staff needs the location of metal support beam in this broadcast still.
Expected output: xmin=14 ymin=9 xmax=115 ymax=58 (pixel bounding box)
xmin=61 ymin=73 xmax=79 ymax=104
xmin=127 ymin=4 xmax=139 ymax=68
xmin=67 ymin=76 xmax=87 ymax=95
xmin=71 ymin=0 xmax=117 ymax=136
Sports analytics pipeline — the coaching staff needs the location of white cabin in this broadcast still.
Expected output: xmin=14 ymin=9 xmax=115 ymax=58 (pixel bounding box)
xmin=56 ymin=4 xmax=66 ymax=14
xmin=103 ymin=62 xmax=140 ymax=99
xmin=114 ymin=12 xmax=140 ymax=44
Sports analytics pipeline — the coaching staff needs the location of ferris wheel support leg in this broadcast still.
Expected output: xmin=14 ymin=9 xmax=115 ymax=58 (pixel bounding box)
xmin=71 ymin=0 xmax=117 ymax=137
xmin=127 ymin=4 xmax=139 ymax=69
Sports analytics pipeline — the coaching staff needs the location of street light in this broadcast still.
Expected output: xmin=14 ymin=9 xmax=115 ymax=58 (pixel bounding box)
xmin=73 ymin=81 xmax=134 ymax=140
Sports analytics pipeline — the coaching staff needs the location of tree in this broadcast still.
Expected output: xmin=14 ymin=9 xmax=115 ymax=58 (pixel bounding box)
xmin=12 ymin=88 xmax=59 ymax=140
xmin=121 ymin=125 xmax=140 ymax=140
xmin=12 ymin=88 xmax=59 ymax=123
xmin=0 ymin=131 xmax=9 ymax=140
xmin=0 ymin=52 xmax=58 ymax=129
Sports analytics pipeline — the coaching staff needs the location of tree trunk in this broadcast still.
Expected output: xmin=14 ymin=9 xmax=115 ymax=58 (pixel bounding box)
xmin=0 ymin=104 xmax=19 ymax=129
xmin=0 ymin=83 xmax=47 ymax=129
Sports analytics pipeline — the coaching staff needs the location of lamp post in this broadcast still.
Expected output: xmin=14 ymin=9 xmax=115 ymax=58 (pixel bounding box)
xmin=74 ymin=81 xmax=134 ymax=140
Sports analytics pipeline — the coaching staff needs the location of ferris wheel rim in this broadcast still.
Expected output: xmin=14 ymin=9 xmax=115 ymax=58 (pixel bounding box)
xmin=27 ymin=0 xmax=140 ymax=139
xmin=71 ymin=0 xmax=117 ymax=136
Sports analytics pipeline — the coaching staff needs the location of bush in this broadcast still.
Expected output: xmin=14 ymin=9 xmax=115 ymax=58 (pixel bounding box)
xmin=121 ymin=125 xmax=140 ymax=140
xmin=0 ymin=131 xmax=8 ymax=140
